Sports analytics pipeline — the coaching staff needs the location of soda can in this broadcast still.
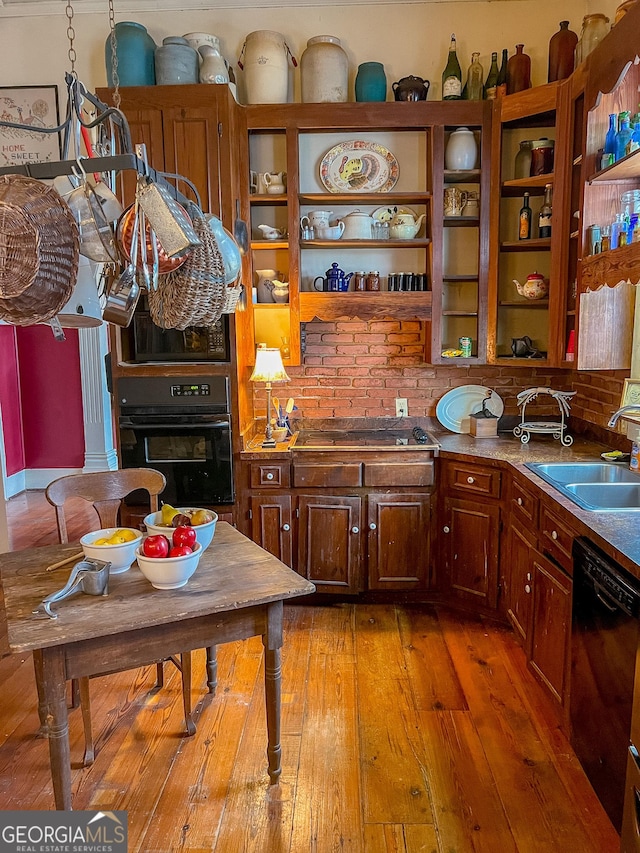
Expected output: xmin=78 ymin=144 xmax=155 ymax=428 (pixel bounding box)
xmin=459 ymin=336 xmax=472 ymax=357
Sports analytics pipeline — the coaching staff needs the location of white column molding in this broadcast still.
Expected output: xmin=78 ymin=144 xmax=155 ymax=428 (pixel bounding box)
xmin=78 ymin=324 xmax=118 ymax=473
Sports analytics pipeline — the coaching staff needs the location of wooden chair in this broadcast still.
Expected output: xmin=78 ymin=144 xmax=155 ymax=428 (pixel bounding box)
xmin=42 ymin=468 xmax=196 ymax=766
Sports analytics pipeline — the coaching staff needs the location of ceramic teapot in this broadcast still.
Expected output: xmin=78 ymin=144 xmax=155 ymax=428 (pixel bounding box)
xmin=314 ymin=262 xmax=353 ymax=292
xmin=513 ymin=271 xmax=549 ymax=300
xmin=392 ymin=75 xmax=430 ymax=101
xmin=389 ymin=211 xmax=426 ymax=239
xmin=338 ymin=209 xmax=375 ymax=240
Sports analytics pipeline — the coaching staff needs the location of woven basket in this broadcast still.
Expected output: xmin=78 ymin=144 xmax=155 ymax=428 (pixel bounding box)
xmin=0 ymin=175 xmax=79 ymax=325
xmin=147 ymin=209 xmax=227 ymax=330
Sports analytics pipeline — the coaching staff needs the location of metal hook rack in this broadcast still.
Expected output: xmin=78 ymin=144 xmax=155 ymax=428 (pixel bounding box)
xmin=0 ymin=74 xmax=194 ymax=209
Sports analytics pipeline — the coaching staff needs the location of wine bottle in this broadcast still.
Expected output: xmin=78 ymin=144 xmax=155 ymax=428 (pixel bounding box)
xmin=519 ymin=192 xmax=532 ymax=240
xmin=484 ymin=52 xmax=499 ymax=99
xmin=496 ymin=49 xmax=508 ymax=98
xmin=465 ymin=52 xmax=484 ymax=101
xmin=538 ymin=184 xmax=553 ymax=238
xmin=442 ymin=34 xmax=462 ymax=100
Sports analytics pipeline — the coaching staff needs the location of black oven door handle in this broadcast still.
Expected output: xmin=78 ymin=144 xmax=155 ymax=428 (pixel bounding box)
xmin=119 ymin=420 xmax=230 ymax=430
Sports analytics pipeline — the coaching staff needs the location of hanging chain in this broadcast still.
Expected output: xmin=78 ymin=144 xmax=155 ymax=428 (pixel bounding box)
xmin=108 ymin=0 xmax=121 ymax=109
xmin=65 ymin=0 xmax=77 ymax=77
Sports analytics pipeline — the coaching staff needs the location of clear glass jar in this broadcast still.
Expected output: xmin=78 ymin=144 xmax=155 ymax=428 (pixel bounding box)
xmin=581 ymin=14 xmax=609 ymax=59
xmin=514 ymin=140 xmax=533 ymax=179
xmin=621 ymin=190 xmax=640 ymax=214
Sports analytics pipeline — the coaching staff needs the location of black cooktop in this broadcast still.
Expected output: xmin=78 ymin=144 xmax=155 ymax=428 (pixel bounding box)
xmin=294 ymin=429 xmax=439 ymax=450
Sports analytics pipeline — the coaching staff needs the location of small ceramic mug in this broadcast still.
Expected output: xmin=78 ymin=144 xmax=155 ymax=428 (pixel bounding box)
xmin=444 ymin=187 xmax=468 ymax=217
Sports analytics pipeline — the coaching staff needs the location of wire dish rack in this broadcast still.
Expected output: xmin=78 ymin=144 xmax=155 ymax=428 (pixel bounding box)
xmin=513 ymin=387 xmax=577 ymax=447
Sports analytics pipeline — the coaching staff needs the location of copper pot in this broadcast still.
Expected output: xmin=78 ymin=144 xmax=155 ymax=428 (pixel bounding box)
xmin=116 ymin=204 xmax=190 ymax=274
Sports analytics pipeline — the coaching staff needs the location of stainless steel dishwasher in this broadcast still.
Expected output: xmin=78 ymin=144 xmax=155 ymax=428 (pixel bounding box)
xmin=571 ymin=537 xmax=640 ymax=833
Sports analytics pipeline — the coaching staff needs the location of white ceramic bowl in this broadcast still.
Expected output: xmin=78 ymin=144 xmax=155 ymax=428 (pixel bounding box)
xmin=80 ymin=527 xmax=143 ymax=574
xmin=143 ymin=508 xmax=218 ymax=552
xmin=135 ymin=542 xmax=202 ymax=590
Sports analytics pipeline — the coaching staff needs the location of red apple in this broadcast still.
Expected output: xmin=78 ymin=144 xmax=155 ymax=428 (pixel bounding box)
xmin=169 ymin=544 xmax=193 ymax=557
xmin=173 ymin=525 xmax=197 ymax=549
xmin=142 ymin=534 xmax=170 ymax=558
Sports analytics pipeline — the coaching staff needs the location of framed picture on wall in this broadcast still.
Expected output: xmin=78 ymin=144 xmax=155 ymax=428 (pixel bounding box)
xmin=621 ymin=378 xmax=640 ymax=408
xmin=0 ymin=85 xmax=60 ymax=167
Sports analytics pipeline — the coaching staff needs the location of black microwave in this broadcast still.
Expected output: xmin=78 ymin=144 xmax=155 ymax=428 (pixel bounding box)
xmin=131 ymin=312 xmax=230 ymax=363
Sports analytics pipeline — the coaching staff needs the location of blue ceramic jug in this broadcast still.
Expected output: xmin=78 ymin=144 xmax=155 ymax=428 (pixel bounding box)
xmin=355 ymin=62 xmax=387 ymax=102
xmin=105 ymin=22 xmax=156 ymax=87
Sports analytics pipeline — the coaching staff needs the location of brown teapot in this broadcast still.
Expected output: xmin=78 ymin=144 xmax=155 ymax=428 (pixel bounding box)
xmin=392 ymin=75 xmax=430 ymax=101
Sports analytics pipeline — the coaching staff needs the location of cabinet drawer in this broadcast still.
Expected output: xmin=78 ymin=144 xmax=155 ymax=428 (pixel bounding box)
xmin=364 ymin=461 xmax=434 ymax=487
xmin=293 ymin=463 xmax=363 ymax=488
xmin=511 ymin=477 xmax=539 ymax=529
xmin=250 ymin=462 xmax=291 ymax=489
xmin=539 ymin=504 xmax=576 ymax=573
xmin=443 ymin=461 xmax=501 ymax=499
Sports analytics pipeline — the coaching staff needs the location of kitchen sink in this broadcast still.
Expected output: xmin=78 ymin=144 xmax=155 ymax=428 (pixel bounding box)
xmin=526 ymin=462 xmax=640 ymax=511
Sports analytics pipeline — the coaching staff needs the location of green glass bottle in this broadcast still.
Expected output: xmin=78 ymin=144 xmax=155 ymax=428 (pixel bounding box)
xmin=442 ymin=34 xmax=462 ymax=100
xmin=465 ymin=52 xmax=484 ymax=100
xmin=496 ymin=48 xmax=508 ymax=98
xmin=484 ymin=52 xmax=499 ymax=99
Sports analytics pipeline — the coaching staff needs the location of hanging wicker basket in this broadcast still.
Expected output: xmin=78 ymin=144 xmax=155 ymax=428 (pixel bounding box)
xmin=0 ymin=174 xmax=79 ymax=325
xmin=147 ymin=208 xmax=228 ymax=330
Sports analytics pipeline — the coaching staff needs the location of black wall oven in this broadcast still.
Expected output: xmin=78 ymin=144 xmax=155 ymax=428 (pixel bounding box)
xmin=117 ymin=375 xmax=234 ymax=507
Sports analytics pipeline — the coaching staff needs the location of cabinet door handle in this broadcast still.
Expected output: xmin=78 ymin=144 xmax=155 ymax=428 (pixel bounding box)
xmin=526 ymin=572 xmax=532 ymax=581
xmin=266 ymin=472 xmax=274 ymax=481
xmin=443 ymin=525 xmax=450 ymax=533
xmin=369 ymin=522 xmax=377 ymax=531
xmin=467 ymin=476 xmax=475 ymax=484
xmin=551 ymin=530 xmax=558 ymax=540
xmin=351 ymin=526 xmax=359 ymax=534
xmin=282 ymin=523 xmax=290 ymax=531
xmin=517 ymin=497 xmax=523 ymax=506
xmin=525 ymin=584 xmax=531 ymax=594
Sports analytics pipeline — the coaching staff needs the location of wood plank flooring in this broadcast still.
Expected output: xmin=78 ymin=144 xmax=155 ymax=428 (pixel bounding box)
xmin=0 ymin=491 xmax=620 ymax=852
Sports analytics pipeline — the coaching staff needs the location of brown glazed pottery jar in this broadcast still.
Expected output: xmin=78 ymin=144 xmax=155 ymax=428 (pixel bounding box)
xmin=392 ymin=75 xmax=430 ymax=101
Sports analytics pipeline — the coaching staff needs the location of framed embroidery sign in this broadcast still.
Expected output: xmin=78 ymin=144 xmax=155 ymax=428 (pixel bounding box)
xmin=0 ymin=85 xmax=60 ymax=166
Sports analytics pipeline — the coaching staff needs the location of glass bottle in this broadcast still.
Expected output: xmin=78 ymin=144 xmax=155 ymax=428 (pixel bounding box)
xmin=514 ymin=140 xmax=533 ymax=179
xmin=442 ymin=34 xmax=462 ymax=100
xmin=548 ymin=21 xmax=578 ymax=82
xmin=538 ymin=184 xmax=553 ymax=238
xmin=484 ymin=52 xmax=499 ymax=99
xmin=628 ymin=121 xmax=640 ymax=155
xmin=604 ymin=114 xmax=618 ymax=159
xmin=615 ymin=112 xmax=632 ymax=162
xmin=465 ymin=52 xmax=484 ymax=100
xmin=507 ymin=44 xmax=532 ymax=95
xmin=611 ymin=213 xmax=626 ymax=249
xmin=519 ymin=192 xmax=532 ymax=240
xmin=496 ymin=49 xmax=508 ymax=98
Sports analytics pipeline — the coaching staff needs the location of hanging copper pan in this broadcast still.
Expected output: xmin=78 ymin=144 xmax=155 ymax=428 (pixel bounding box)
xmin=116 ymin=203 xmax=190 ymax=275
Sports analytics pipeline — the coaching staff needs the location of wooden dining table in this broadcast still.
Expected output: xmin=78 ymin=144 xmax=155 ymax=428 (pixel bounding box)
xmin=0 ymin=522 xmax=315 ymax=810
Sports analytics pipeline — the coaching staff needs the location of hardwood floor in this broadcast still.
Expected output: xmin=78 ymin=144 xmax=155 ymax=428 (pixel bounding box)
xmin=0 ymin=491 xmax=620 ymax=852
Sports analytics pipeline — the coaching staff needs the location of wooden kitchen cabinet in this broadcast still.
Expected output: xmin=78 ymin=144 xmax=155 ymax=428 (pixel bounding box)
xmin=297 ymin=494 xmax=363 ymax=593
xmin=529 ymin=548 xmax=572 ymax=708
xmin=502 ymin=473 xmax=539 ymax=642
xmin=438 ymin=458 xmax=502 ymax=610
xmin=249 ymin=494 xmax=293 ymax=568
xmin=367 ymin=493 xmax=432 ymax=590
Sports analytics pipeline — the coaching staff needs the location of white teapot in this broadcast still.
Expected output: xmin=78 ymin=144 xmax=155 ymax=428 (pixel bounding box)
xmin=389 ymin=211 xmax=425 ymax=240
xmin=338 ymin=209 xmax=375 ymax=240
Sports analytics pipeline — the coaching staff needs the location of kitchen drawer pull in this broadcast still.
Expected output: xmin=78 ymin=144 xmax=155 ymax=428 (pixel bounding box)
xmin=282 ymin=523 xmax=290 ymax=532
xmin=351 ymin=526 xmax=359 ymax=534
xmin=467 ymin=476 xmax=475 ymax=484
xmin=525 ymin=584 xmax=531 ymax=594
xmin=443 ymin=525 xmax=450 ymax=533
xmin=551 ymin=530 xmax=558 ymax=540
xmin=266 ymin=472 xmax=274 ymax=481
xmin=369 ymin=522 xmax=377 ymax=531
xmin=527 ymin=572 xmax=532 ymax=581
xmin=517 ymin=497 xmax=523 ymax=506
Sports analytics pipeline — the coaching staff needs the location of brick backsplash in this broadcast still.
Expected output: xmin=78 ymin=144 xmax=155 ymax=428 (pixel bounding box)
xmin=256 ymin=320 xmax=629 ymax=433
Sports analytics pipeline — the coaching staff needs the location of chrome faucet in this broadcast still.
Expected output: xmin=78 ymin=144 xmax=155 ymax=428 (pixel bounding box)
xmin=607 ymin=405 xmax=640 ymax=428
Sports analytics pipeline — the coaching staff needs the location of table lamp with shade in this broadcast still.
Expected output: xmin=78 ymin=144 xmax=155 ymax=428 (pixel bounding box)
xmin=249 ymin=343 xmax=290 ymax=447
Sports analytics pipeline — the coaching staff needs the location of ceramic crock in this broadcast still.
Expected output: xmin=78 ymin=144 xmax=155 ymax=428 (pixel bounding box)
xmin=300 ymin=36 xmax=348 ymax=103
xmin=445 ymin=127 xmax=478 ymax=170
xmin=105 ymin=22 xmax=156 ymax=87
